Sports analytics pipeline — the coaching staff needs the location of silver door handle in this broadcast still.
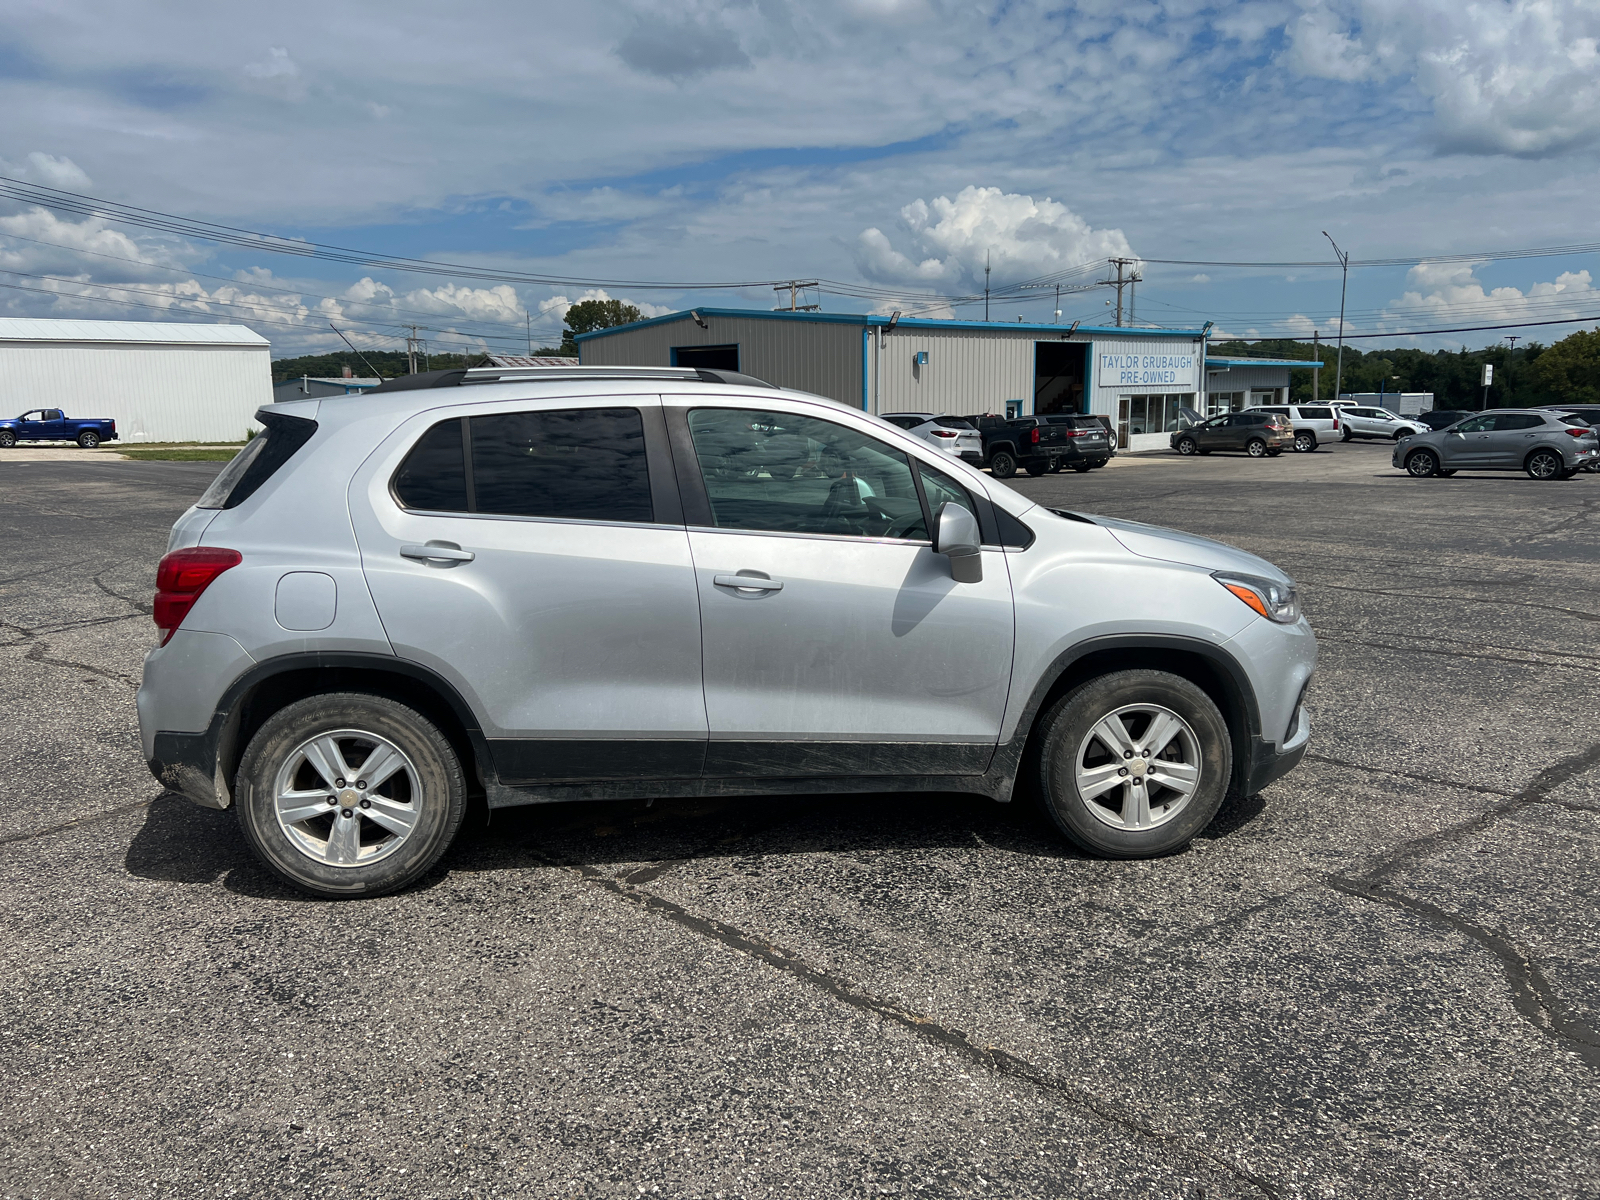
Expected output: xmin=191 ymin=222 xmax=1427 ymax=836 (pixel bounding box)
xmin=400 ymin=543 xmax=475 ymax=563
xmin=714 ymin=574 xmax=783 ymax=592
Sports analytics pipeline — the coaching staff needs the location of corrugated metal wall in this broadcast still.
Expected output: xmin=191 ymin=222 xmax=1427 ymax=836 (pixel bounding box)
xmin=581 ymin=316 xmax=865 ymax=407
xmin=869 ymin=327 xmax=1045 ymax=416
xmin=1090 ymin=335 xmax=1204 ymax=416
xmin=0 ymin=342 xmax=273 ymax=441
xmin=1210 ymin=364 xmax=1290 ymax=395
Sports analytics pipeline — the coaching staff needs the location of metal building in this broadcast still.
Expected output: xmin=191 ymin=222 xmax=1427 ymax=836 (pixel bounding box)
xmin=1207 ymin=356 xmax=1324 ymax=415
xmin=0 ymin=318 xmax=273 ymax=443
xmin=577 ymin=308 xmax=1209 ymax=452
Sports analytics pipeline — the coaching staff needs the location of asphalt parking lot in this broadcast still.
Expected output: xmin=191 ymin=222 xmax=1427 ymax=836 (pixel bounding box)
xmin=2 ymin=439 xmax=1597 ymax=1200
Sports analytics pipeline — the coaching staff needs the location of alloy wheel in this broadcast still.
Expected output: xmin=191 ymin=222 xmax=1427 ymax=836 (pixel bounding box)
xmin=273 ymin=729 xmax=421 ymax=867
xmin=1074 ymin=704 xmax=1202 ymax=831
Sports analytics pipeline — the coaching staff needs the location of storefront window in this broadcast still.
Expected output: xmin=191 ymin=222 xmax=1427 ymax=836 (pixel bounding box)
xmin=1119 ymin=394 xmax=1198 ymax=437
xmin=1207 ymin=391 xmax=1244 ymax=416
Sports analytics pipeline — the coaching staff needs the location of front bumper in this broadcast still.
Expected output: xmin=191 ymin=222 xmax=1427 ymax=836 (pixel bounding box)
xmin=1245 ymin=705 xmax=1311 ymax=794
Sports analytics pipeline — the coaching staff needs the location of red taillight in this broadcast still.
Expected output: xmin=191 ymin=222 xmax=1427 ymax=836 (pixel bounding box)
xmin=154 ymin=548 xmax=241 ymax=645
xmin=1332 ymin=419 xmax=1339 ymax=429
xmin=931 ymin=429 xmax=958 ymax=438
xmin=1030 ymin=428 xmax=1040 ymax=444
xmin=1564 ymin=427 xmax=1590 ymax=437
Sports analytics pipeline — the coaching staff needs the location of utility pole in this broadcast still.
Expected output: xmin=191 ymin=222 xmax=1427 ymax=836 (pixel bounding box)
xmin=772 ymin=281 xmax=820 ymax=312
xmin=1322 ymin=231 xmax=1349 ymax=402
xmin=984 ymin=251 xmax=991 ymax=322
xmin=1312 ymin=331 xmax=1319 ymax=403
xmin=1104 ymin=258 xmax=1141 ymax=328
xmin=1054 ymin=283 xmax=1061 ymax=323
xmin=526 ymin=311 xmax=532 ymax=355
xmin=404 ymin=325 xmax=424 ymax=375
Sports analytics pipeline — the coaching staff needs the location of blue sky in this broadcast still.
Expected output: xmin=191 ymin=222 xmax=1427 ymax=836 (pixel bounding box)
xmin=2 ymin=0 xmax=1599 ymax=358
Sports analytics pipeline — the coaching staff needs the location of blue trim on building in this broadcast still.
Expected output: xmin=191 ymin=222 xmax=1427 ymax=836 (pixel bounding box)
xmin=1206 ymin=357 xmax=1323 ymax=369
xmin=860 ymin=327 xmax=870 ymax=410
xmin=574 ymin=306 xmax=1208 ymax=343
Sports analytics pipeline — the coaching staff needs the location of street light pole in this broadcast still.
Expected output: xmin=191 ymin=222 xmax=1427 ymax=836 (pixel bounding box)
xmin=1322 ymin=231 xmax=1349 ymax=403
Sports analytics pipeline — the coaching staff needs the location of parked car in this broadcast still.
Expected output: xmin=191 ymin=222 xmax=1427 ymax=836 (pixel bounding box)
xmin=880 ymin=412 xmax=985 ymax=465
xmin=138 ymin=365 xmax=1316 ymax=897
xmin=1338 ymin=406 xmax=1423 ymax=441
xmin=1041 ymin=414 xmax=1113 ymax=471
xmin=0 ymin=408 xmax=119 ymax=448
xmin=1252 ymin=404 xmax=1341 ymax=452
xmin=1393 ymin=409 xmax=1599 ymax=480
xmin=1413 ymin=410 xmax=1472 ymax=431
xmin=972 ymin=414 xmax=1077 ymax=478
xmin=1171 ymin=410 xmax=1293 ymax=457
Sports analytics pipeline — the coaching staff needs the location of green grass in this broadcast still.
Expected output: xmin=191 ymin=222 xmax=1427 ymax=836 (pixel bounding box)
xmin=115 ymin=440 xmax=249 ymax=449
xmin=117 ymin=448 xmax=241 ymax=461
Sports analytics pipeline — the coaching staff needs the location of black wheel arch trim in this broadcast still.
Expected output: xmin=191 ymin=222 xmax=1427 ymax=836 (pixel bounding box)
xmin=148 ymin=651 xmax=494 ymax=809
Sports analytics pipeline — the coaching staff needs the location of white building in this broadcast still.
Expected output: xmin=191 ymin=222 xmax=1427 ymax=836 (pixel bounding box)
xmin=0 ymin=318 xmax=273 ymax=442
xmin=1207 ymin=356 xmax=1325 ymax=415
xmin=577 ymin=308 xmax=1208 ymax=453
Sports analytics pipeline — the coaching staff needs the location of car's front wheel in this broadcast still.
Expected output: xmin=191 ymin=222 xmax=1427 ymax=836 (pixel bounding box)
xmin=988 ymin=450 xmax=1017 ymax=478
xmin=235 ymin=693 xmax=467 ymax=899
xmin=1035 ymin=670 xmax=1231 ymax=858
xmin=1405 ymin=449 xmax=1439 ymax=477
xmin=0 ymin=431 xmax=16 ymax=448
xmin=1246 ymin=438 xmax=1268 ymax=457
xmin=1175 ymin=436 xmax=1198 ymax=456
xmin=1293 ymin=432 xmax=1316 ymax=452
xmin=1526 ymin=449 xmax=1564 ymax=480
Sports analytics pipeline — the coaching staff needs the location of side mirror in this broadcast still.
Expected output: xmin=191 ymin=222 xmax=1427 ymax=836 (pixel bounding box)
xmin=932 ymin=502 xmax=982 ymax=583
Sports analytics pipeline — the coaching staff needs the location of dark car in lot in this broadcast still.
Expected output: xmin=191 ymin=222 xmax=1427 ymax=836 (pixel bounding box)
xmin=1171 ymin=410 xmax=1292 ymax=457
xmin=1414 ymin=410 xmax=1473 ymax=431
xmin=971 ymin=413 xmax=1110 ymax=477
xmin=0 ymin=408 xmax=119 ymax=448
xmin=1394 ymin=409 xmax=1598 ymax=479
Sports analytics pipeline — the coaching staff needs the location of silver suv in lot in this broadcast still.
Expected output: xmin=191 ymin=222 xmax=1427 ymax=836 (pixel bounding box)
xmin=138 ymin=366 xmax=1316 ymax=898
xmin=1394 ymin=409 xmax=1598 ymax=479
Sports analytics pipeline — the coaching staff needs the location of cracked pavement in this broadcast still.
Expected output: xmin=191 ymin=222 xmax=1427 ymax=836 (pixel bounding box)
xmin=0 ymin=442 xmax=1597 ymax=1198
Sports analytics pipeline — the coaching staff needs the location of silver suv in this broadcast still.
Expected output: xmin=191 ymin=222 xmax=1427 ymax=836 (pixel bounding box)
xmin=138 ymin=366 xmax=1316 ymax=898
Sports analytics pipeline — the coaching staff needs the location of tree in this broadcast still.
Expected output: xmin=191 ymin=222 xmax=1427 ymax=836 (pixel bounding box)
xmin=559 ymin=299 xmax=642 ymax=356
xmin=1528 ymin=329 xmax=1600 ymax=403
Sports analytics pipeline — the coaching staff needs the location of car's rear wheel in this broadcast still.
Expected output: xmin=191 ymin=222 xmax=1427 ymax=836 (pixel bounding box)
xmin=1072 ymin=462 xmax=1093 ymax=472
xmin=77 ymin=431 xmax=100 ymax=449
xmin=1405 ymin=449 xmax=1439 ymax=477
xmin=1175 ymin=437 xmax=1198 ymax=456
xmin=1047 ymin=458 xmax=1064 ymax=473
xmin=1025 ymin=460 xmax=1048 ymax=477
xmin=1293 ymin=432 xmax=1316 ymax=452
xmin=1341 ymin=431 xmax=1354 ymax=442
xmin=1035 ymin=670 xmax=1231 ymax=858
xmin=1246 ymin=438 xmax=1267 ymax=457
xmin=1526 ymin=449 xmax=1564 ymax=480
xmin=0 ymin=431 xmax=16 ymax=448
xmin=989 ymin=450 xmax=1017 ymax=478
xmin=235 ymin=693 xmax=467 ymax=899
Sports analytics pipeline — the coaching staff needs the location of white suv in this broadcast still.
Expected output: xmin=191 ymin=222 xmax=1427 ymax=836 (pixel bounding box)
xmin=138 ymin=366 xmax=1315 ymax=898
xmin=1337 ymin=406 xmax=1422 ymax=441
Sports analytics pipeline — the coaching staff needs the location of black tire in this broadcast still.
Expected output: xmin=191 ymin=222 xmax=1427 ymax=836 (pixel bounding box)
xmin=989 ymin=449 xmax=1017 ymax=479
xmin=1024 ymin=460 xmax=1049 ymax=477
xmin=1072 ymin=462 xmax=1093 ymax=473
xmin=1175 ymin=436 xmax=1199 ymax=456
xmin=234 ymin=692 xmax=467 ymax=899
xmin=1293 ymin=432 xmax=1316 ymax=452
xmin=1559 ymin=469 xmax=1581 ymax=480
xmin=1404 ymin=449 xmax=1439 ymax=477
xmin=1526 ymin=449 xmax=1564 ymax=480
xmin=1266 ymin=448 xmax=1283 ymax=457
xmin=1034 ymin=670 xmax=1232 ymax=858
xmin=1047 ymin=458 xmax=1064 ymax=474
xmin=0 ymin=430 xmax=15 ymax=448
xmin=1341 ymin=431 xmax=1354 ymax=442
xmin=77 ymin=431 xmax=100 ymax=449
xmin=1246 ymin=438 xmax=1267 ymax=457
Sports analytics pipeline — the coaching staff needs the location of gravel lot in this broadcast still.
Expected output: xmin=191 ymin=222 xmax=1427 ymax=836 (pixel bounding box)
xmin=1 ymin=440 xmax=1596 ymax=1199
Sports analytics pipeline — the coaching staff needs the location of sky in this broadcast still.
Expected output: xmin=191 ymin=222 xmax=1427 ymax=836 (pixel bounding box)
xmin=2 ymin=0 xmax=1599 ymax=359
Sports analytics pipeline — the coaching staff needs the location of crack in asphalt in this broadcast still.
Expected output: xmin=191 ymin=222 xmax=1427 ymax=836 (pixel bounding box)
xmin=1321 ymin=637 xmax=1600 ymax=673
xmin=0 ymin=798 xmax=157 ymax=848
xmin=24 ymin=639 xmax=139 ymax=686
xmin=1308 ymin=580 xmax=1600 ymax=623
xmin=1308 ymin=627 xmax=1600 ymax=666
xmin=1302 ymin=753 xmax=1515 ymax=798
xmin=1323 ymin=741 xmax=1600 ymax=1069
xmin=93 ymin=570 xmax=154 ymax=615
xmin=552 ymin=856 xmax=1282 ymax=1200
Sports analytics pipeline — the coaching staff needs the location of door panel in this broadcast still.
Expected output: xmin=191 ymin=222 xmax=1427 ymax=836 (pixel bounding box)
xmin=350 ymin=398 xmax=708 ymax=776
xmin=1441 ymin=416 xmax=1494 ymax=466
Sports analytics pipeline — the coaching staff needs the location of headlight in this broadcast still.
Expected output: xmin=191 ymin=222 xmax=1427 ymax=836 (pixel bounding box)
xmin=1213 ymin=571 xmax=1300 ymax=623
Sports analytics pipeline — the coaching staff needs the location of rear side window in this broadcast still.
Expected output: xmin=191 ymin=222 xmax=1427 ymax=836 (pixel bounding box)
xmin=1559 ymin=416 xmax=1590 ymax=427
xmin=883 ymin=415 xmax=924 ymax=429
xmin=1494 ymin=414 xmax=1543 ymax=431
xmin=196 ymin=410 xmax=318 ymax=510
xmin=392 ymin=407 xmax=653 ymax=524
xmin=933 ymin=417 xmax=974 ymax=429
xmin=1300 ymin=407 xmax=1333 ymax=419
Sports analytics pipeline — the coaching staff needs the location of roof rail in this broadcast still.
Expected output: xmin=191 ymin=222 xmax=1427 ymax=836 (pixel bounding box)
xmin=367 ymin=365 xmax=775 ymax=394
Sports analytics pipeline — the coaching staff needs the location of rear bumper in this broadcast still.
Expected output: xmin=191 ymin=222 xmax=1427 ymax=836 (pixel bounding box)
xmin=148 ymin=725 xmax=230 ymax=809
xmin=959 ymin=451 xmax=985 ymax=465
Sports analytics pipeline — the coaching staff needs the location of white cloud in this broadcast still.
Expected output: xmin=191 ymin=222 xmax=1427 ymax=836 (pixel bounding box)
xmin=0 ymin=206 xmax=185 ymax=278
xmin=856 ymin=186 xmax=1135 ymax=292
xmin=538 ymin=289 xmax=673 ymax=323
xmin=1385 ymin=261 xmax=1597 ymax=329
xmin=1286 ymin=0 xmax=1600 ymax=156
xmin=23 ymin=152 xmax=92 ymax=189
xmin=242 ymin=46 xmax=306 ymax=101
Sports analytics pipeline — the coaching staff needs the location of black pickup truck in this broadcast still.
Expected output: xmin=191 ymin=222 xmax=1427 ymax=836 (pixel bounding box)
xmin=972 ymin=414 xmax=1112 ymax=477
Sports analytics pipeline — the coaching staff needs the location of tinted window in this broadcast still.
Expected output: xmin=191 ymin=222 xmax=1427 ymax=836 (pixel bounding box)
xmin=1258 ymin=407 xmax=1288 ymax=415
xmin=918 ymin=460 xmax=975 ymax=535
xmin=1493 ymin=413 xmax=1544 ymax=431
xmin=1456 ymin=415 xmax=1494 ymax=433
xmin=470 ymin=408 xmax=651 ymax=522
xmin=44 ymin=410 xmax=63 ymax=420
xmin=883 ymin=415 xmax=924 ymax=429
xmin=1300 ymin=407 xmax=1333 ymax=419
xmin=933 ymin=417 xmax=974 ymax=429
xmin=1559 ymin=416 xmax=1591 ymax=427
xmin=393 ymin=419 xmax=469 ymax=512
xmin=689 ymin=408 xmax=926 ymax=540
